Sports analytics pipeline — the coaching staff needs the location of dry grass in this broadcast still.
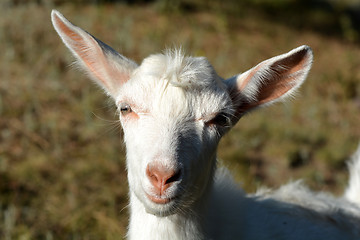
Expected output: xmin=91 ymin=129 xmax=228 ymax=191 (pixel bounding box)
xmin=1 ymin=1 xmax=360 ymax=239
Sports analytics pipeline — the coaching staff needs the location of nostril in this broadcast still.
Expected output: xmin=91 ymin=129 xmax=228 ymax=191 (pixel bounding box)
xmin=149 ymin=173 xmax=159 ymax=183
xmin=146 ymin=164 xmax=182 ymax=192
xmin=146 ymin=166 xmax=161 ymax=188
xmin=165 ymin=169 xmax=182 ymax=185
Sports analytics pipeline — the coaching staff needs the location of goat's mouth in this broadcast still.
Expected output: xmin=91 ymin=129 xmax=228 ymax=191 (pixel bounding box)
xmin=143 ymin=193 xmax=181 ymax=217
xmin=146 ymin=193 xmax=176 ymax=204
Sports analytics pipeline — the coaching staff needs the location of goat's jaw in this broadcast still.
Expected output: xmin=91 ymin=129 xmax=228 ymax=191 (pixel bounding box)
xmin=146 ymin=203 xmax=178 ymax=217
xmin=140 ymin=186 xmax=183 ymax=217
xmin=141 ymin=194 xmax=180 ymax=217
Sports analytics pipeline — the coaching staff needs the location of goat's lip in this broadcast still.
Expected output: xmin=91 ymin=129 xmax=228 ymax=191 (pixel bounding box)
xmin=146 ymin=193 xmax=175 ymax=204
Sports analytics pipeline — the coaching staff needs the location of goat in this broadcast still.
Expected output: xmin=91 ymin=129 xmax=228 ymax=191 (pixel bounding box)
xmin=51 ymin=10 xmax=360 ymax=240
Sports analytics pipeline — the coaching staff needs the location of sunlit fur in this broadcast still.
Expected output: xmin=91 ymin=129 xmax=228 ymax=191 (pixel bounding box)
xmin=52 ymin=10 xmax=360 ymax=240
xmin=345 ymin=145 xmax=360 ymax=205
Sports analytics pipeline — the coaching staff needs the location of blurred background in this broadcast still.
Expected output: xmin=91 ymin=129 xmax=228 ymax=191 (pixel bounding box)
xmin=1 ymin=0 xmax=360 ymax=239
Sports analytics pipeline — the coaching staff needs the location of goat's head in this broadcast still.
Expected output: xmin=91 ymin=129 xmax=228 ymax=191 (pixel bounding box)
xmin=52 ymin=10 xmax=313 ymax=217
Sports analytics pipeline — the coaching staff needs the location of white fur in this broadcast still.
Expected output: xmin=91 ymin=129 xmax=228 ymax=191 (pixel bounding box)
xmin=51 ymin=10 xmax=360 ymax=240
xmin=345 ymin=143 xmax=360 ymax=205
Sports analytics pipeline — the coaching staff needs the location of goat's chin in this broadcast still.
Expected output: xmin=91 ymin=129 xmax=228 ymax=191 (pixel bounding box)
xmin=144 ymin=202 xmax=178 ymax=217
xmin=137 ymin=195 xmax=179 ymax=216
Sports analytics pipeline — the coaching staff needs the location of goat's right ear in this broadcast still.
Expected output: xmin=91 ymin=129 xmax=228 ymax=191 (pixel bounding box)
xmin=51 ymin=10 xmax=137 ymax=98
xmin=225 ymin=45 xmax=313 ymax=124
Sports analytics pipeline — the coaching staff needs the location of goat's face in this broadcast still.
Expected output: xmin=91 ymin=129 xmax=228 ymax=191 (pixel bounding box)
xmin=52 ymin=9 xmax=313 ymax=217
xmin=117 ymin=53 xmax=233 ymax=216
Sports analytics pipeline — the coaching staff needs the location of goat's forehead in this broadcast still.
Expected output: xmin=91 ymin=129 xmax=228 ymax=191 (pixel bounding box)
xmin=117 ymin=52 xmax=230 ymax=116
xmin=136 ymin=51 xmax=221 ymax=88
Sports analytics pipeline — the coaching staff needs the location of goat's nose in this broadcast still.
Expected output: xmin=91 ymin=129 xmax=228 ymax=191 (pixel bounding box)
xmin=146 ymin=164 xmax=181 ymax=194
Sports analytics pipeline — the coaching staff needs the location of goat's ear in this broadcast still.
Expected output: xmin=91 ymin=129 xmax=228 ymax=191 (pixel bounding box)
xmin=51 ymin=10 xmax=137 ymax=98
xmin=225 ymin=45 xmax=313 ymax=122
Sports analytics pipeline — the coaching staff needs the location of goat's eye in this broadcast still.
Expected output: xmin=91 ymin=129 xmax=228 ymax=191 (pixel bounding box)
xmin=119 ymin=103 xmax=132 ymax=115
xmin=206 ymin=113 xmax=230 ymax=127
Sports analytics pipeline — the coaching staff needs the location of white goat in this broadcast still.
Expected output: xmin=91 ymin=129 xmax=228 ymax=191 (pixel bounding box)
xmin=51 ymin=10 xmax=360 ymax=240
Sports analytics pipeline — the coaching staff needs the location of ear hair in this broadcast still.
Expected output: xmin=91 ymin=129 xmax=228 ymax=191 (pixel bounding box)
xmin=225 ymin=45 xmax=313 ymax=122
xmin=51 ymin=10 xmax=137 ymax=99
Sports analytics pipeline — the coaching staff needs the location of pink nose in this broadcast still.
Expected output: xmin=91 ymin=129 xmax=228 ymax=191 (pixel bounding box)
xmin=146 ymin=164 xmax=181 ymax=195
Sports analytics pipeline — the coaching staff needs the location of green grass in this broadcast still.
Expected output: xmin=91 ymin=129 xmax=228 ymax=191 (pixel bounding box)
xmin=1 ymin=1 xmax=360 ymax=239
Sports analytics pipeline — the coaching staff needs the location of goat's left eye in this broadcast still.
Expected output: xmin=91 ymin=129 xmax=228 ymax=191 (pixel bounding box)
xmin=119 ymin=103 xmax=132 ymax=115
xmin=206 ymin=113 xmax=230 ymax=127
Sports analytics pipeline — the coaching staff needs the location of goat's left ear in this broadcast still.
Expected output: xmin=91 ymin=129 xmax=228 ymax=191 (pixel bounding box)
xmin=51 ymin=10 xmax=138 ymax=99
xmin=225 ymin=45 xmax=313 ymax=122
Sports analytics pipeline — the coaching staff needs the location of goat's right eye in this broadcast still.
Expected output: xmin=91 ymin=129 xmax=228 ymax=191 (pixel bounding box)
xmin=119 ymin=103 xmax=132 ymax=115
xmin=206 ymin=113 xmax=231 ymax=128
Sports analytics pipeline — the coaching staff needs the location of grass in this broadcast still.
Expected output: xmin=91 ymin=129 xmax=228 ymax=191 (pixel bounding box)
xmin=1 ymin=1 xmax=360 ymax=239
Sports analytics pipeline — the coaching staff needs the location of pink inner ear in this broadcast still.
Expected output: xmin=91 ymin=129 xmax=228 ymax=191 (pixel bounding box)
xmin=245 ymin=47 xmax=309 ymax=105
xmin=54 ymin=14 xmax=115 ymax=91
xmin=54 ymin=14 xmax=82 ymax=43
xmin=256 ymin=49 xmax=309 ymax=104
xmin=230 ymin=47 xmax=311 ymax=117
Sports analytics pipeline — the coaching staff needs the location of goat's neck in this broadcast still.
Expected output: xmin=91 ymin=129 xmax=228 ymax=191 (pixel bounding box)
xmin=128 ymin=192 xmax=208 ymax=240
